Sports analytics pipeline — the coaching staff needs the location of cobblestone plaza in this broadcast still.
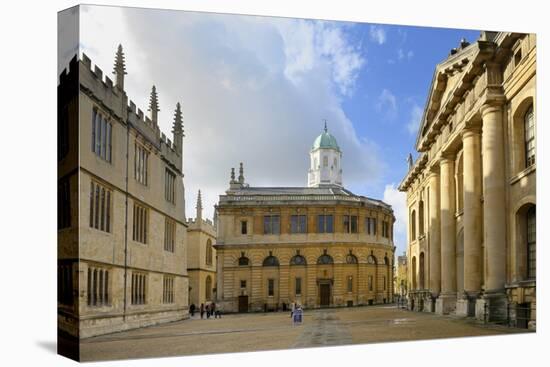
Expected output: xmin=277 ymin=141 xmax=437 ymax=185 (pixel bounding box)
xmin=79 ymin=305 xmax=528 ymax=361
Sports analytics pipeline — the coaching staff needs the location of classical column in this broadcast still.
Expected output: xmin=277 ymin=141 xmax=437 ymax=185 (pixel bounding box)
xmin=460 ymin=127 xmax=483 ymax=313
xmin=476 ymin=103 xmax=508 ymax=321
xmin=428 ymin=169 xmax=441 ymax=296
xmin=436 ymin=156 xmax=456 ymax=315
xmin=481 ymin=104 xmax=506 ymax=292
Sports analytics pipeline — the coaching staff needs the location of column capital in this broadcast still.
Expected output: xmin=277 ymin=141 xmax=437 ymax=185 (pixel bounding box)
xmin=427 ymin=167 xmax=440 ymax=178
xmin=480 ymin=99 xmax=505 ymax=117
xmin=428 ymin=160 xmax=441 ymax=175
xmin=461 ymin=126 xmax=481 ymax=139
xmin=439 ymin=152 xmax=455 ymax=165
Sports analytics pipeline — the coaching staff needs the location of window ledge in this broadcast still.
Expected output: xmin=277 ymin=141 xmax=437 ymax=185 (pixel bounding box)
xmin=510 ymin=164 xmax=536 ymax=185
xmin=505 ymin=279 xmax=536 ymax=289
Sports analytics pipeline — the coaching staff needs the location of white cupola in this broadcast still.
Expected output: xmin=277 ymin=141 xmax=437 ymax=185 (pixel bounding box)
xmin=308 ymin=122 xmax=342 ymax=187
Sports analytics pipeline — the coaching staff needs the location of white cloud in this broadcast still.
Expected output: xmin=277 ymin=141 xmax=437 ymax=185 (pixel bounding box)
xmin=383 ymin=183 xmax=407 ymax=254
xmin=407 ymin=104 xmax=424 ymax=135
xmin=369 ymin=25 xmax=386 ymax=45
xmin=397 ymin=48 xmax=414 ymax=61
xmin=276 ymin=20 xmax=365 ymax=96
xmin=75 ymin=6 xmax=383 ymax=219
xmin=397 ymin=48 xmax=405 ymax=60
xmin=376 ymin=88 xmax=397 ymax=120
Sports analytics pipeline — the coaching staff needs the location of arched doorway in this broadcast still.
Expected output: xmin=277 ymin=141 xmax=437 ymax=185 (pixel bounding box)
xmin=317 ymin=251 xmax=334 ymax=307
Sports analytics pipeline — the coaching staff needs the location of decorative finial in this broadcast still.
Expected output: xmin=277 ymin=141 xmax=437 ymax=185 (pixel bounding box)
xmin=238 ymin=162 xmax=244 ymax=184
xmin=196 ymin=189 xmax=203 ymax=220
xmin=323 ymin=119 xmax=328 ymax=133
xmin=113 ymin=44 xmax=127 ymax=90
xmin=230 ymin=167 xmax=235 ymax=183
xmin=148 ymin=85 xmax=160 ymax=123
xmin=172 ymin=102 xmax=184 ymax=135
xmin=213 ymin=207 xmax=218 ymax=229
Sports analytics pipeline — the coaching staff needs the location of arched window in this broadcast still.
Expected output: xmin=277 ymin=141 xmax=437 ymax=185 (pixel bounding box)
xmin=205 ymin=275 xmax=212 ymax=301
xmin=290 ymin=254 xmax=307 ymax=266
xmin=527 ymin=206 xmax=536 ymax=279
xmin=411 ymin=210 xmax=416 ymax=241
xmin=367 ymin=255 xmax=377 ymax=264
xmin=206 ymin=239 xmax=213 ymax=266
xmin=238 ymin=252 xmax=250 ymax=266
xmin=346 ymin=253 xmax=358 ymax=264
xmin=317 ymin=253 xmax=334 ymax=265
xmin=411 ymin=256 xmax=417 ymax=290
xmin=419 ymin=201 xmax=424 ymax=236
xmin=524 ymin=105 xmax=535 ymax=167
xmin=262 ymin=254 xmax=280 ymax=267
xmin=419 ymin=252 xmax=425 ymax=289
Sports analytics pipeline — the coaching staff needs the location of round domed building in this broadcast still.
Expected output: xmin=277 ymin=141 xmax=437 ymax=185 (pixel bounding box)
xmin=215 ymin=125 xmax=396 ymax=312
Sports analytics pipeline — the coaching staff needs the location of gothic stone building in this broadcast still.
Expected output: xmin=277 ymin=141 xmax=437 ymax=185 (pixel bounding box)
xmin=58 ymin=45 xmax=189 ymax=343
xmin=186 ymin=190 xmax=217 ymax=308
xmin=215 ymin=127 xmax=395 ymax=313
xmin=399 ymin=32 xmax=536 ymax=329
xmin=395 ymin=252 xmax=408 ymax=298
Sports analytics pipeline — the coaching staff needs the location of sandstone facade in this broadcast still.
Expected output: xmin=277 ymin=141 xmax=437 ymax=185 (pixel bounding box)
xmin=58 ymin=45 xmax=189 ymax=340
xmin=186 ymin=191 xmax=217 ymax=308
xmin=215 ymin=130 xmax=396 ymax=313
xmin=399 ymin=32 xmax=536 ymax=329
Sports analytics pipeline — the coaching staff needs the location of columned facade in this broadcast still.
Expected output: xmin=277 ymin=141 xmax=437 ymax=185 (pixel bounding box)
xmin=400 ymin=32 xmax=536 ymax=329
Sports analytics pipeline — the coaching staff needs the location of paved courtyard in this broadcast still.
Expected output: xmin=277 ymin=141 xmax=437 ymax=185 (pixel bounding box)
xmin=79 ymin=305 xmax=529 ymax=361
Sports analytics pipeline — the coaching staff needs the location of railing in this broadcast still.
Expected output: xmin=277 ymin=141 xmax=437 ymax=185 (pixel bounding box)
xmin=483 ymin=302 xmax=535 ymax=329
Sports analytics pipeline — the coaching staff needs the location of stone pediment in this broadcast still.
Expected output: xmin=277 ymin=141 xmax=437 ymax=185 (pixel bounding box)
xmin=415 ymin=41 xmax=478 ymax=149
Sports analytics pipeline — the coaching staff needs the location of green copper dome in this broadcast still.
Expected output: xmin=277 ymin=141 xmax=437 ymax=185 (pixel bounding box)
xmin=311 ymin=124 xmax=340 ymax=151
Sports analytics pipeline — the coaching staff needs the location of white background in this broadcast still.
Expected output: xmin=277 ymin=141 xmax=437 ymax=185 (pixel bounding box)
xmin=0 ymin=0 xmax=547 ymax=366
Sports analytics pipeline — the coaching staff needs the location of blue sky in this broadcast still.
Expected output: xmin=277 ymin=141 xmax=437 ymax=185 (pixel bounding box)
xmin=68 ymin=6 xmax=481 ymax=256
xmin=343 ymin=24 xmax=479 ymax=184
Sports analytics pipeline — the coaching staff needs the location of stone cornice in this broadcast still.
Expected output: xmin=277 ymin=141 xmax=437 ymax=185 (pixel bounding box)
xmin=398 ymin=153 xmax=428 ymax=192
xmin=218 ymin=194 xmax=392 ymax=212
xmin=216 ymin=241 xmax=394 ymax=251
xmin=416 ymin=40 xmax=497 ymax=152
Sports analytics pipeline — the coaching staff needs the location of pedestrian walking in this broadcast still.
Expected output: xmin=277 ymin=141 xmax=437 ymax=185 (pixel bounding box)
xmin=206 ymin=304 xmax=211 ymax=318
xmin=190 ymin=303 xmax=196 ymax=317
xmin=211 ymin=302 xmax=216 ymax=318
xmin=200 ymin=303 xmax=205 ymax=319
xmin=290 ymin=301 xmax=295 ymax=318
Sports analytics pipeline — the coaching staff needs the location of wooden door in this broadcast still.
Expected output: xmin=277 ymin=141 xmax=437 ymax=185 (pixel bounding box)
xmin=238 ymin=295 xmax=248 ymax=313
xmin=320 ymin=284 xmax=330 ymax=307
